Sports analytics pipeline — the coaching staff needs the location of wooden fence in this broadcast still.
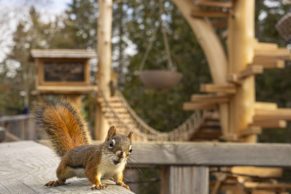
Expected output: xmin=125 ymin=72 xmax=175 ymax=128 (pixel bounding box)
xmin=128 ymin=142 xmax=291 ymax=194
xmin=0 ymin=115 xmax=36 ymax=141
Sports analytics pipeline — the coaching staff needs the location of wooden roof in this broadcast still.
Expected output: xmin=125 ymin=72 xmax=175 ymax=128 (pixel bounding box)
xmin=31 ymin=49 xmax=97 ymax=59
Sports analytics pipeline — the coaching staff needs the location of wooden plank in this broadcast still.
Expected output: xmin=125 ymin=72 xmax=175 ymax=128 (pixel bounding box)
xmin=239 ymin=65 xmax=263 ymax=78
xmin=255 ymin=108 xmax=291 ymax=120
xmin=237 ymin=127 xmax=262 ymax=137
xmin=254 ymin=42 xmax=278 ymax=50
xmin=31 ymin=49 xmax=96 ymax=59
xmin=228 ymin=65 xmax=263 ymax=82
xmin=169 ymin=166 xmax=209 ymax=194
xmin=252 ymin=58 xmax=285 ymax=69
xmin=0 ymin=141 xmax=134 ymax=194
xmin=183 ymin=102 xmax=218 ymax=110
xmin=244 ymin=182 xmax=291 ymax=190
xmin=129 ymin=142 xmax=291 ymax=167
xmin=231 ymin=167 xmax=283 ymax=178
xmin=255 ymin=102 xmax=278 ymax=110
xmin=37 ymin=85 xmax=98 ymax=94
xmin=200 ymin=84 xmax=236 ymax=94
xmin=191 ymin=94 xmax=229 ymax=102
xmin=194 ymin=0 xmax=233 ymax=8
xmin=250 ymin=120 xmax=287 ymax=128
xmin=255 ymin=48 xmax=290 ymax=57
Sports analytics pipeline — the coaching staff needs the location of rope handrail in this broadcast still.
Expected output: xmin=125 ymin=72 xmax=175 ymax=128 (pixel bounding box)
xmin=99 ymin=90 xmax=214 ymax=141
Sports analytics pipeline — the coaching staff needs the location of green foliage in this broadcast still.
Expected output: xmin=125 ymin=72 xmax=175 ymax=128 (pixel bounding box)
xmin=122 ymin=0 xmax=211 ymax=131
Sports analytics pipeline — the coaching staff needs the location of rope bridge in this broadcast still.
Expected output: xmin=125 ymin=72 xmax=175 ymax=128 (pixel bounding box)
xmin=98 ymin=91 xmax=220 ymax=141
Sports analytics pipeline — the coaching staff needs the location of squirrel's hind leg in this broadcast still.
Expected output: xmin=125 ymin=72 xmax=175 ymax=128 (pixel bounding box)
xmin=45 ymin=162 xmax=73 ymax=187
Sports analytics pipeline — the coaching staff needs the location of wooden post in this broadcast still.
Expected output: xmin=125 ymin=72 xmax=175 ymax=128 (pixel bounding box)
xmin=171 ymin=0 xmax=229 ymax=138
xmin=95 ymin=0 xmax=113 ymax=140
xmin=228 ymin=0 xmax=256 ymax=142
xmin=163 ymin=166 xmax=209 ymax=194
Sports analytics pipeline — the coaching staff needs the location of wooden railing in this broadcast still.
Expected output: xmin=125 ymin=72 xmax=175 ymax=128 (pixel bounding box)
xmin=0 ymin=115 xmax=36 ymax=141
xmin=128 ymin=142 xmax=291 ymax=194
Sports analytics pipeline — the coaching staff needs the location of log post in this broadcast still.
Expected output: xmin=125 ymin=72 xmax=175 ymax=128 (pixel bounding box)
xmin=228 ymin=0 xmax=256 ymax=142
xmin=95 ymin=0 xmax=113 ymax=140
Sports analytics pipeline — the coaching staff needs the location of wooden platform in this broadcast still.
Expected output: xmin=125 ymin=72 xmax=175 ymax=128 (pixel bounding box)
xmin=0 ymin=141 xmax=134 ymax=194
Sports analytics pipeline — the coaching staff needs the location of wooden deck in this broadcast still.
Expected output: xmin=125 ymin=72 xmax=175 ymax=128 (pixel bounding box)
xmin=0 ymin=141 xmax=134 ymax=194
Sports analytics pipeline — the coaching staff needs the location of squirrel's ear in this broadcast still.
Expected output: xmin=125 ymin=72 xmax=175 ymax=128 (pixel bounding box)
xmin=128 ymin=131 xmax=133 ymax=141
xmin=106 ymin=126 xmax=116 ymax=140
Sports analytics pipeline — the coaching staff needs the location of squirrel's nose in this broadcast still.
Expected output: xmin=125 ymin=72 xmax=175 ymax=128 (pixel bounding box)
xmin=117 ymin=150 xmax=125 ymax=158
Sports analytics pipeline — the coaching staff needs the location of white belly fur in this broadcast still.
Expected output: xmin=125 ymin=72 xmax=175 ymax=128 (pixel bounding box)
xmin=98 ymin=157 xmax=126 ymax=178
xmin=68 ymin=158 xmax=126 ymax=179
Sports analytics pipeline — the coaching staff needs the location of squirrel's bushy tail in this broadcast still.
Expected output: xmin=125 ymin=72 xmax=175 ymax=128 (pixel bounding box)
xmin=35 ymin=100 xmax=91 ymax=157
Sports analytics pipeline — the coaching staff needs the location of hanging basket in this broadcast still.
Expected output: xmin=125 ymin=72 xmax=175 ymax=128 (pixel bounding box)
xmin=276 ymin=12 xmax=291 ymax=41
xmin=139 ymin=70 xmax=182 ymax=89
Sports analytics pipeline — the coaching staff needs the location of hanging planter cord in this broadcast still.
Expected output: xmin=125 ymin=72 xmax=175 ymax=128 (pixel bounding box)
xmin=159 ymin=0 xmax=175 ymax=71
xmin=138 ymin=0 xmax=176 ymax=72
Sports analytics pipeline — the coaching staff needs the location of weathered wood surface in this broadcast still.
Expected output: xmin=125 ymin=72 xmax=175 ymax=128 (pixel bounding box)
xmin=130 ymin=142 xmax=291 ymax=167
xmin=0 ymin=141 xmax=134 ymax=194
xmin=169 ymin=166 xmax=209 ymax=194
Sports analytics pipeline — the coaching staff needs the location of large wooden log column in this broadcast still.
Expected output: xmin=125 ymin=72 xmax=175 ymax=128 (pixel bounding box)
xmin=95 ymin=0 xmax=113 ymax=140
xmin=228 ymin=0 xmax=256 ymax=142
xmin=171 ymin=0 xmax=230 ymax=138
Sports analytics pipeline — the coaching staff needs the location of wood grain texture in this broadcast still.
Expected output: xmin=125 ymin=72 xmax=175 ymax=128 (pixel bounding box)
xmin=129 ymin=142 xmax=291 ymax=167
xmin=169 ymin=166 xmax=209 ymax=194
xmin=0 ymin=141 xmax=134 ymax=194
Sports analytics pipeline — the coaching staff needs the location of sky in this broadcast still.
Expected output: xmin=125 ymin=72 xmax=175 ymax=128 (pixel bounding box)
xmin=0 ymin=0 xmax=71 ymax=61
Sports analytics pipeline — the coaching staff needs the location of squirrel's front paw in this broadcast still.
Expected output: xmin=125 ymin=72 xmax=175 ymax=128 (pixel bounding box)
xmin=91 ymin=184 xmax=107 ymax=190
xmin=45 ymin=180 xmax=65 ymax=187
xmin=116 ymin=182 xmax=130 ymax=190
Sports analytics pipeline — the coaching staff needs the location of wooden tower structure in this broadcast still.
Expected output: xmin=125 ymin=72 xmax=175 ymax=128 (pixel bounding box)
xmin=96 ymin=0 xmax=291 ymax=193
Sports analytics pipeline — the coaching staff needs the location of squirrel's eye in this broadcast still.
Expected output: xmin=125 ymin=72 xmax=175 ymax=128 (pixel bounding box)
xmin=129 ymin=148 xmax=133 ymax=154
xmin=109 ymin=139 xmax=116 ymax=148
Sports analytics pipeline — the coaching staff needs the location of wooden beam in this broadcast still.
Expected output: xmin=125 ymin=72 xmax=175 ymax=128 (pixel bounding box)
xmin=228 ymin=65 xmax=263 ymax=82
xmin=191 ymin=94 xmax=229 ymax=101
xmin=200 ymin=84 xmax=236 ymax=94
xmin=37 ymin=85 xmax=98 ymax=94
xmin=239 ymin=65 xmax=263 ymax=78
xmin=255 ymin=108 xmax=291 ymax=121
xmin=254 ymin=41 xmax=278 ymax=50
xmin=183 ymin=102 xmax=218 ymax=110
xmin=244 ymin=182 xmax=291 ymax=190
xmin=237 ymin=127 xmax=262 ymax=137
xmin=255 ymin=48 xmax=290 ymax=57
xmin=252 ymin=59 xmax=285 ymax=69
xmin=191 ymin=9 xmax=229 ymax=18
xmin=128 ymin=141 xmax=291 ymax=167
xmin=254 ymin=102 xmax=278 ymax=110
xmin=231 ymin=167 xmax=283 ymax=178
xmin=194 ymin=0 xmax=233 ymax=8
xmin=250 ymin=120 xmax=287 ymax=128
